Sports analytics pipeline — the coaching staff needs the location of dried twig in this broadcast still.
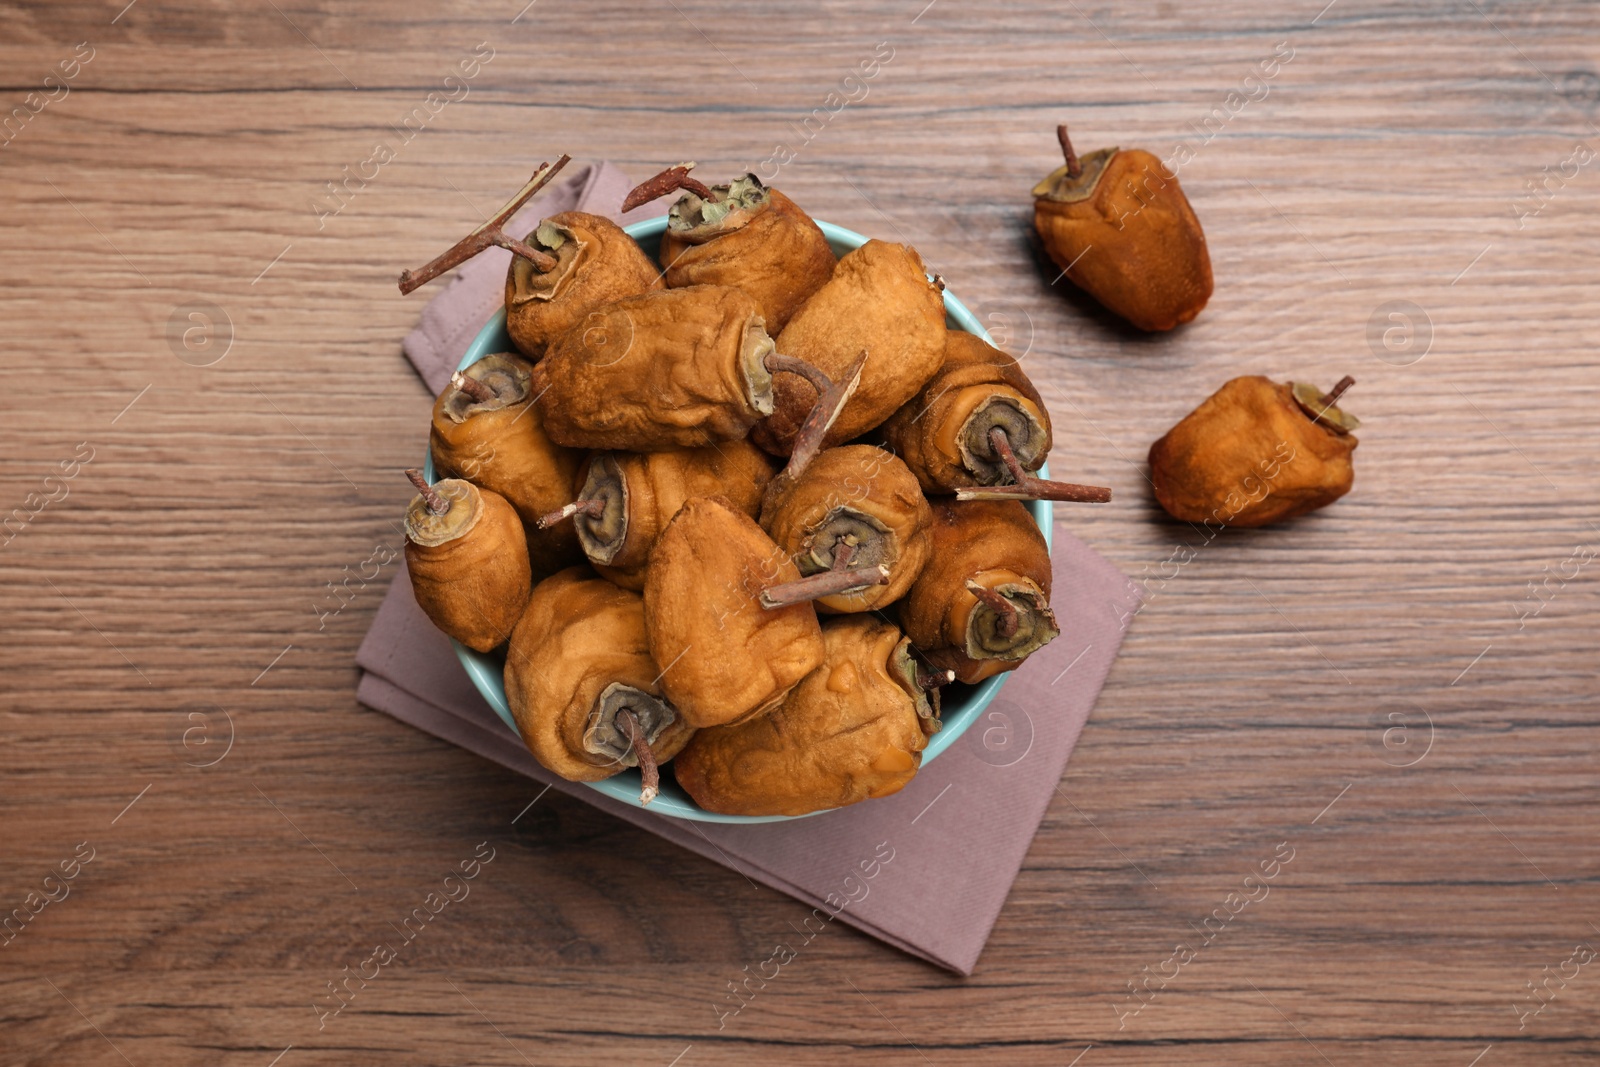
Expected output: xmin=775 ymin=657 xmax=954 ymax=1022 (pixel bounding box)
xmin=538 ymin=499 xmax=605 ymax=529
xmin=616 ymin=709 xmax=659 ymax=806
xmin=450 ymin=371 xmax=497 ymax=403
xmin=620 ymin=162 xmax=715 ymax=213
xmin=760 ymin=564 xmax=889 ymax=610
xmin=405 ymin=468 xmax=449 ymax=516
xmin=1321 ymin=376 xmax=1355 ymax=407
xmin=955 ymin=428 xmax=1113 ymax=504
xmin=398 ymin=155 xmax=572 ymax=295
xmin=1057 ymin=123 xmax=1082 ymax=180
xmin=965 ymin=579 xmax=1019 ymax=639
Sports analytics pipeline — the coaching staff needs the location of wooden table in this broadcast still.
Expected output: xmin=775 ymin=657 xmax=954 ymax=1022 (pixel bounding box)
xmin=4 ymin=1 xmax=1598 ymax=1063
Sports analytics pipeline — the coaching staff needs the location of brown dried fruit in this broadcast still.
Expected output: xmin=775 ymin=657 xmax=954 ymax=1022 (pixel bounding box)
xmin=560 ymin=440 xmax=777 ymax=591
xmin=761 ymin=445 xmax=932 ymax=614
xmin=881 ymin=329 xmax=1051 ymax=491
xmin=643 ymin=495 xmax=825 ymax=729
xmin=429 ymin=352 xmax=583 ymax=577
xmin=505 ymin=210 xmax=664 ymax=360
xmin=901 ymin=499 xmax=1058 ymax=684
xmin=1149 ymin=375 xmax=1359 ymax=528
xmin=503 ymin=567 xmax=694 ymax=804
xmin=651 ymin=172 xmax=837 ymax=332
xmin=1033 ymin=125 xmax=1212 ymax=332
xmin=673 ymin=616 xmax=937 ymax=817
xmin=403 ymin=471 xmax=530 ymax=653
xmin=531 ymin=285 xmax=778 ymax=451
xmin=753 ymin=239 xmax=947 ymax=455
xmin=878 ymin=330 xmax=1113 ymax=505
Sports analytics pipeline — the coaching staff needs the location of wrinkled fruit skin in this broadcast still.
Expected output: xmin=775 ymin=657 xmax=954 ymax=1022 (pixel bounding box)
xmin=674 ymin=616 xmax=929 ymax=817
xmin=406 ymin=486 xmax=531 ymax=652
xmin=659 ymin=188 xmax=836 ymax=334
xmin=761 ymin=445 xmax=932 ymax=613
xmin=879 ymin=330 xmax=1052 ymax=493
xmin=1148 ymin=375 xmax=1357 ymax=528
xmin=755 ymin=239 xmax=947 ymax=455
xmin=505 ymin=211 xmax=663 ymax=360
xmin=429 ymin=352 xmax=583 ymax=577
xmin=531 ymin=285 xmax=769 ymax=451
xmin=504 ymin=567 xmax=694 ymax=782
xmin=901 ymin=499 xmax=1053 ymax=684
xmin=643 ymin=495 xmax=826 ymax=729
xmin=1034 ymin=149 xmax=1212 ymax=332
xmin=583 ymin=441 xmax=777 ymax=591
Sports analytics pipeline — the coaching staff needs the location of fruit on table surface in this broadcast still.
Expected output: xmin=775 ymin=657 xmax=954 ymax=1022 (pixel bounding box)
xmin=1033 ymin=124 xmax=1212 ymax=332
xmin=1148 ymin=375 xmax=1359 ymax=528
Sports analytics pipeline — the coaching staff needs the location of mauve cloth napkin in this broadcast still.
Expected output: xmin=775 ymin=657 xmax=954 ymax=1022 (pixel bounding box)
xmin=360 ymin=161 xmax=1140 ymax=975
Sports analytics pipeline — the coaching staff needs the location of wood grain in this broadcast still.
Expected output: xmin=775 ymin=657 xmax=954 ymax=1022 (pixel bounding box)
xmin=2 ymin=0 xmax=1599 ymax=1063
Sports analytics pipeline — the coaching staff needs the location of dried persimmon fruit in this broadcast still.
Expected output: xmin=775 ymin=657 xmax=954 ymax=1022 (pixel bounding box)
xmin=626 ymin=166 xmax=836 ymax=333
xmin=673 ymin=616 xmax=938 ymax=817
xmin=402 ymin=471 xmax=530 ymax=653
xmin=643 ymin=495 xmax=825 ymax=729
xmin=429 ymin=352 xmax=583 ymax=577
xmin=504 ymin=211 xmax=663 ymax=360
xmin=900 ymin=499 xmax=1058 ymax=684
xmin=761 ymin=445 xmax=932 ymax=614
xmin=504 ymin=567 xmax=694 ymax=806
xmin=880 ymin=330 xmax=1111 ymax=505
xmin=754 ymin=239 xmax=946 ymax=455
xmin=544 ymin=441 xmax=776 ymax=591
xmin=1033 ymin=124 xmax=1212 ymax=332
xmin=1149 ymin=375 xmax=1359 ymax=528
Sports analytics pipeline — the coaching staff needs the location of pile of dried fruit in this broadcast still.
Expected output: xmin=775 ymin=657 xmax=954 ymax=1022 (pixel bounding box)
xmin=398 ymin=154 xmax=1111 ymax=816
xmin=397 ymin=127 xmax=1364 ymax=817
xmin=1030 ymin=124 xmax=1360 ymax=517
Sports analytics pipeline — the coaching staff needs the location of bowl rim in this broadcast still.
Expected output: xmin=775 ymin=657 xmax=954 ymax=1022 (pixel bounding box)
xmin=425 ymin=215 xmax=1053 ymax=823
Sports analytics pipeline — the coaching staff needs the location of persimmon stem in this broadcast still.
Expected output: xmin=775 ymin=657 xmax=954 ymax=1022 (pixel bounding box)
xmin=398 ymin=155 xmax=571 ymax=295
xmin=616 ymin=709 xmax=659 ymax=806
xmin=956 ymin=428 xmax=1113 ymax=504
xmin=992 ymin=426 xmax=1032 ymax=485
xmin=966 ymin=580 xmax=1020 ymax=639
xmin=1321 ymin=376 xmax=1355 ymax=407
xmin=450 ymin=371 xmax=497 ymax=403
xmin=1058 ymin=124 xmax=1082 ymax=180
xmin=538 ymin=499 xmax=605 ymax=529
xmin=915 ymin=664 xmax=955 ymax=690
xmin=760 ymin=564 xmax=889 ymax=610
xmin=764 ymin=352 xmax=834 ymax=395
xmin=621 ymin=162 xmax=716 ymax=213
xmin=405 ymin=469 xmax=449 ymax=516
xmin=784 ymin=349 xmax=868 ymax=480
xmin=758 ymin=349 xmax=869 ymax=528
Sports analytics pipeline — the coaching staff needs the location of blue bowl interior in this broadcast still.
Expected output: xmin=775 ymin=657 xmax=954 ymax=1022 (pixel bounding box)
xmin=425 ymin=216 xmax=1052 ymax=823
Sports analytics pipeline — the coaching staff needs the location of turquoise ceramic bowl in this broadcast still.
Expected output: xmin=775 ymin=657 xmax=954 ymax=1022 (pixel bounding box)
xmin=424 ymin=216 xmax=1052 ymax=822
